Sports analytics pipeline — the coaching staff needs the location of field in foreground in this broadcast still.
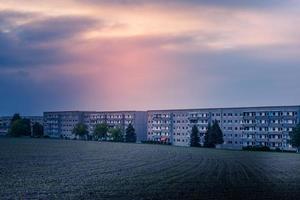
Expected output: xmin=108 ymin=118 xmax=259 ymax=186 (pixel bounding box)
xmin=0 ymin=138 xmax=299 ymax=200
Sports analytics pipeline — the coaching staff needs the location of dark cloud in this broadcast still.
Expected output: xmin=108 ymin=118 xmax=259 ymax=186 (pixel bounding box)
xmin=0 ymin=11 xmax=98 ymax=68
xmin=16 ymin=16 xmax=98 ymax=43
xmin=0 ymin=31 xmax=69 ymax=68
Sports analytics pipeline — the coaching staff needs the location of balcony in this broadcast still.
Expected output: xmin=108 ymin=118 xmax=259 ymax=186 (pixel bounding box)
xmin=188 ymin=114 xmax=209 ymax=120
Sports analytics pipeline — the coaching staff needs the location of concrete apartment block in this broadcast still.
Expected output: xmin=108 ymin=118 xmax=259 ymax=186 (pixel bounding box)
xmin=147 ymin=106 xmax=300 ymax=150
xmin=44 ymin=111 xmax=147 ymax=141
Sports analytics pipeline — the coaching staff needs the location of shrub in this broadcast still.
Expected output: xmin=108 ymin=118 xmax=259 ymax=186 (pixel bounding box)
xmin=242 ymin=146 xmax=271 ymax=152
xmin=141 ymin=140 xmax=171 ymax=145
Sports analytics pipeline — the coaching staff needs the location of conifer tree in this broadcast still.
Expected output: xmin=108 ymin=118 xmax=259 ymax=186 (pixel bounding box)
xmin=125 ymin=123 xmax=136 ymax=143
xmin=190 ymin=125 xmax=200 ymax=147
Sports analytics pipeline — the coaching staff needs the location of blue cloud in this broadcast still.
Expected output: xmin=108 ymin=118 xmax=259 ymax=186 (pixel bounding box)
xmin=16 ymin=16 xmax=98 ymax=43
xmin=0 ymin=11 xmax=98 ymax=68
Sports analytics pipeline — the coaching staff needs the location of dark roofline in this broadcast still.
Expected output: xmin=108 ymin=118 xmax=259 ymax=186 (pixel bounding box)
xmin=147 ymin=105 xmax=300 ymax=112
xmin=43 ymin=110 xmax=145 ymax=114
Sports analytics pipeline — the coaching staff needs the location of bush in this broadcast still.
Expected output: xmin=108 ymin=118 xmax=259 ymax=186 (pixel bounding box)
xmin=141 ymin=140 xmax=171 ymax=145
xmin=242 ymin=146 xmax=271 ymax=152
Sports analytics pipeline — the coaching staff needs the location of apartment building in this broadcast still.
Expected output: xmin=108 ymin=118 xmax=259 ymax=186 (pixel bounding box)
xmin=43 ymin=111 xmax=147 ymax=141
xmin=147 ymin=106 xmax=300 ymax=150
xmin=0 ymin=116 xmax=43 ymax=136
xmin=43 ymin=111 xmax=83 ymax=139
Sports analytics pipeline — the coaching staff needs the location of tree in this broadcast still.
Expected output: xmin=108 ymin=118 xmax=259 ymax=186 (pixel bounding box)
xmin=110 ymin=128 xmax=123 ymax=142
xmin=22 ymin=118 xmax=31 ymax=136
xmin=11 ymin=113 xmax=21 ymax=124
xmin=190 ymin=125 xmax=200 ymax=147
xmin=212 ymin=120 xmax=224 ymax=146
xmin=93 ymin=123 xmax=108 ymax=140
xmin=72 ymin=123 xmax=88 ymax=140
xmin=9 ymin=115 xmax=31 ymax=137
xmin=204 ymin=123 xmax=213 ymax=147
xmin=32 ymin=122 xmax=44 ymax=138
xmin=125 ymin=123 xmax=136 ymax=143
xmin=204 ymin=121 xmax=223 ymax=148
xmin=9 ymin=119 xmax=25 ymax=137
xmin=290 ymin=124 xmax=300 ymax=152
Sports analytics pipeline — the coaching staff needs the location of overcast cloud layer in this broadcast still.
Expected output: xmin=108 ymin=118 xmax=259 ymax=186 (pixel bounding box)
xmin=0 ymin=0 xmax=299 ymax=115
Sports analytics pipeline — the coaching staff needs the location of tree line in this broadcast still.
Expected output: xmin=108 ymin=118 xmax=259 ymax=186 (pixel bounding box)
xmin=9 ymin=114 xmax=44 ymax=138
xmin=72 ymin=122 xmax=137 ymax=143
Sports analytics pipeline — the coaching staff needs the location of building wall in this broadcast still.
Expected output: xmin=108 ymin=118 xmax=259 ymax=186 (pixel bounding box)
xmin=44 ymin=111 xmax=83 ymax=139
xmin=147 ymin=111 xmax=173 ymax=143
xmin=44 ymin=111 xmax=147 ymax=141
xmin=147 ymin=106 xmax=300 ymax=150
xmin=134 ymin=111 xmax=148 ymax=142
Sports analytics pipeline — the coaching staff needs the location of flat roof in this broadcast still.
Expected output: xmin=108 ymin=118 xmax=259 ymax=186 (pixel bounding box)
xmin=43 ymin=110 xmax=144 ymax=114
xmin=147 ymin=105 xmax=300 ymax=112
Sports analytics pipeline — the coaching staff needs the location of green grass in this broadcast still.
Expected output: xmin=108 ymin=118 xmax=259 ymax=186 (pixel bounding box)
xmin=0 ymin=138 xmax=299 ymax=200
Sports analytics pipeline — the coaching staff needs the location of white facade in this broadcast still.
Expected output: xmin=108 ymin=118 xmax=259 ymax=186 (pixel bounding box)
xmin=147 ymin=106 xmax=300 ymax=150
xmin=44 ymin=111 xmax=147 ymax=141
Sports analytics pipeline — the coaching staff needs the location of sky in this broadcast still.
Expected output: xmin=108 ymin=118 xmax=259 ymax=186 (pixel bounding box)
xmin=0 ymin=0 xmax=300 ymax=116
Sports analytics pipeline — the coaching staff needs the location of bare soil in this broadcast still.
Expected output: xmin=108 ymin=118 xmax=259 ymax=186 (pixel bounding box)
xmin=0 ymin=138 xmax=299 ymax=200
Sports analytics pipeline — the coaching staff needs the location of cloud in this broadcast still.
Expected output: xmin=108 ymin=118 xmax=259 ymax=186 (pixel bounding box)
xmin=0 ymin=10 xmax=37 ymax=25
xmin=0 ymin=31 xmax=69 ymax=68
xmin=0 ymin=1 xmax=300 ymax=115
xmin=0 ymin=11 xmax=99 ymax=68
xmin=15 ymin=16 xmax=99 ymax=43
xmin=77 ymin=0 xmax=285 ymax=9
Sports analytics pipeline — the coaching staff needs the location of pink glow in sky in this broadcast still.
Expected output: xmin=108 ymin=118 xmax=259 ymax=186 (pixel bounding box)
xmin=0 ymin=0 xmax=300 ymax=115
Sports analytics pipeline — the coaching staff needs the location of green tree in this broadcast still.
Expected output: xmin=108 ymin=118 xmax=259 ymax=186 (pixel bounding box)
xmin=9 ymin=114 xmax=31 ymax=137
xmin=204 ymin=121 xmax=223 ymax=148
xmin=110 ymin=128 xmax=123 ymax=142
xmin=9 ymin=119 xmax=25 ymax=137
xmin=11 ymin=113 xmax=21 ymax=125
xmin=22 ymin=118 xmax=31 ymax=136
xmin=72 ymin=123 xmax=88 ymax=140
xmin=93 ymin=123 xmax=108 ymax=140
xmin=190 ymin=125 xmax=200 ymax=147
xmin=204 ymin=123 xmax=213 ymax=147
xmin=290 ymin=124 xmax=300 ymax=152
xmin=32 ymin=122 xmax=44 ymax=138
xmin=212 ymin=120 xmax=224 ymax=146
xmin=125 ymin=123 xmax=136 ymax=143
